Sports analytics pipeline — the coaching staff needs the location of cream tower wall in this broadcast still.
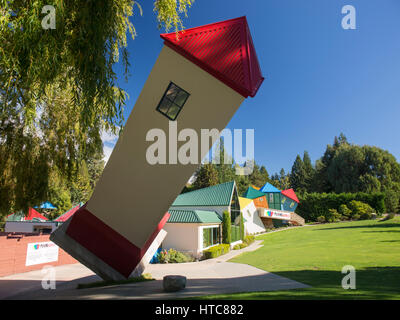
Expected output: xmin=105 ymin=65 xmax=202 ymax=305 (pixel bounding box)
xmin=86 ymin=45 xmax=245 ymax=248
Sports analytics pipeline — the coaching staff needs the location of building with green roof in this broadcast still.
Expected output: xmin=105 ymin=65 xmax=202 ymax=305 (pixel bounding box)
xmin=242 ymin=186 xmax=266 ymax=199
xmin=167 ymin=209 xmax=222 ymax=224
xmin=162 ymin=181 xmax=243 ymax=257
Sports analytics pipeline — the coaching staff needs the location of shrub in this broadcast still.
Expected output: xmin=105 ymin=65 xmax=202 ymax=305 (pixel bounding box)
xmin=384 ymin=190 xmax=400 ymax=213
xmin=326 ymin=209 xmax=342 ymax=222
xmin=222 ymin=211 xmax=231 ymax=244
xmin=243 ymin=235 xmax=255 ymax=245
xmin=348 ymin=200 xmax=374 ymax=220
xmin=158 ymin=249 xmax=194 ymax=264
xmin=233 ymin=243 xmax=248 ymax=250
xmin=297 ymin=192 xmax=385 ymax=222
xmin=352 ymin=214 xmax=360 ymax=220
xmin=203 ymin=244 xmax=230 ymax=259
xmin=240 ymin=212 xmax=245 ymax=240
xmin=338 ymin=204 xmax=352 ymax=218
xmin=317 ymin=216 xmax=326 ymax=223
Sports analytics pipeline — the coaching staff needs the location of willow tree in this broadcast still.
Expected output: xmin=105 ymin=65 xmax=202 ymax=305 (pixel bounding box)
xmin=0 ymin=0 xmax=194 ymax=215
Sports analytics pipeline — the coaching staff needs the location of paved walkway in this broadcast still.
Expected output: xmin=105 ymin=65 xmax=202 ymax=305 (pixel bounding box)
xmin=2 ymin=241 xmax=310 ymax=300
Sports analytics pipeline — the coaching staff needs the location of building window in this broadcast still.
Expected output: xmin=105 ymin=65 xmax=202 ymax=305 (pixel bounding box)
xmin=203 ymin=227 xmax=220 ymax=248
xmin=156 ymin=82 xmax=190 ymax=121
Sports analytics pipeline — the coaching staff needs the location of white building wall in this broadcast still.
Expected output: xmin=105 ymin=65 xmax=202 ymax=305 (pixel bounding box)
xmin=162 ymin=223 xmax=200 ymax=256
xmin=5 ymin=222 xmax=57 ymax=233
xmin=242 ymin=202 xmax=266 ymax=235
xmin=163 ymin=223 xmax=222 ymax=258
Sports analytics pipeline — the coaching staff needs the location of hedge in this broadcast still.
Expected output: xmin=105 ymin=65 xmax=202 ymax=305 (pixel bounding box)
xmin=240 ymin=212 xmax=244 ymax=240
xmin=222 ymin=211 xmax=231 ymax=244
xmin=297 ymin=192 xmax=385 ymax=222
xmin=203 ymin=244 xmax=230 ymax=259
xmin=243 ymin=235 xmax=255 ymax=245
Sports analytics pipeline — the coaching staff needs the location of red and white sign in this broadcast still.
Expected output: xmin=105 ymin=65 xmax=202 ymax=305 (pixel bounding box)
xmin=25 ymin=242 xmax=59 ymax=266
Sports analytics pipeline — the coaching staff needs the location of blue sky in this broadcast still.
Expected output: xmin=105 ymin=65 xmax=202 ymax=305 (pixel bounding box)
xmin=103 ymin=0 xmax=400 ymax=175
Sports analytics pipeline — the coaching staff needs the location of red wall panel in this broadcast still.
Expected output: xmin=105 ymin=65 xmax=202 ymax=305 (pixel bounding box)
xmin=0 ymin=233 xmax=77 ymax=277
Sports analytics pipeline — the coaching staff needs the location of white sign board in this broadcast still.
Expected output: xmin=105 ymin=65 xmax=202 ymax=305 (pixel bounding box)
xmin=25 ymin=242 xmax=59 ymax=266
xmin=266 ymin=210 xmax=291 ymax=220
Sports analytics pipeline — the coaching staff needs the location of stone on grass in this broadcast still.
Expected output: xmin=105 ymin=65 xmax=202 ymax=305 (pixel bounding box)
xmin=163 ymin=275 xmax=186 ymax=292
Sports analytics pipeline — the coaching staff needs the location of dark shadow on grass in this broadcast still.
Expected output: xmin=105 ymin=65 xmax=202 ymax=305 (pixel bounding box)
xmin=313 ymin=223 xmax=400 ymax=232
xmin=196 ymin=267 xmax=400 ymax=300
xmin=189 ymin=267 xmax=400 ymax=300
xmin=363 ymin=230 xmax=400 ymax=233
xmin=9 ymin=267 xmax=400 ymax=300
xmin=7 ymin=272 xmax=309 ymax=300
xmin=268 ymin=266 xmax=400 ymax=300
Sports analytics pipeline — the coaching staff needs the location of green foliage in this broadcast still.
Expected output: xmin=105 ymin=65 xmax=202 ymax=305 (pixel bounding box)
xmin=290 ymin=155 xmax=307 ymax=193
xmin=203 ymin=244 xmax=230 ymax=259
xmin=240 ymin=212 xmax=245 ymax=240
xmin=0 ymin=214 xmax=6 ymax=232
xmin=348 ymin=200 xmax=374 ymax=220
xmin=302 ymin=151 xmax=315 ymax=192
xmin=233 ymin=235 xmax=254 ymax=249
xmin=193 ymin=164 xmax=219 ymax=190
xmin=158 ymin=248 xmax=194 ymax=263
xmin=259 ymin=166 xmax=270 ymax=186
xmin=383 ymin=189 xmax=400 ymax=213
xmin=87 ymin=153 xmax=106 ymax=191
xmin=222 ymin=211 xmax=231 ymax=244
xmin=154 ymin=0 xmax=193 ymax=32
xmin=326 ymin=209 xmax=342 ymax=222
xmin=46 ymin=170 xmax=72 ymax=220
xmin=313 ymin=134 xmax=400 ymax=200
xmin=270 ymin=168 xmax=290 ymax=190
xmin=191 ymin=138 xmax=273 ymax=196
xmin=338 ymin=204 xmax=352 ymax=217
xmin=69 ymin=160 xmax=91 ymax=205
xmin=297 ymin=192 xmax=385 ymax=222
xmin=309 ymin=201 xmax=372 ymax=223
xmin=288 ymin=151 xmax=315 ymax=194
xmin=1 ymin=0 xmax=192 ymax=128
xmin=0 ymin=1 xmax=193 ymax=216
xmin=243 ymin=235 xmax=255 ymax=245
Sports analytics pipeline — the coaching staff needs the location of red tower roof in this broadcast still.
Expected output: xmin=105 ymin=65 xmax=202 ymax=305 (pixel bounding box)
xmin=55 ymin=205 xmax=81 ymax=222
xmin=160 ymin=16 xmax=264 ymax=98
xmin=281 ymin=189 xmax=300 ymax=203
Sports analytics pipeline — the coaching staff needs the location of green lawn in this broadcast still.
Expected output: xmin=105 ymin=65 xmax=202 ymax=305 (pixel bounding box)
xmin=200 ymin=217 xmax=400 ymax=299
